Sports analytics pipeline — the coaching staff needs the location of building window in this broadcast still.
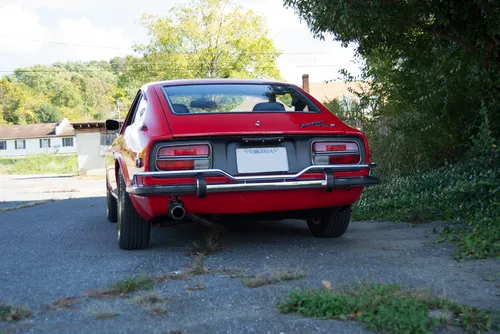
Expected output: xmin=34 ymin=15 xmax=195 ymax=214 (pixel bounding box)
xmin=101 ymin=133 xmax=116 ymax=146
xmin=0 ymin=141 xmax=6 ymax=150
xmin=15 ymin=140 xmax=26 ymax=150
xmin=62 ymin=137 xmax=74 ymax=147
xmin=39 ymin=138 xmax=51 ymax=148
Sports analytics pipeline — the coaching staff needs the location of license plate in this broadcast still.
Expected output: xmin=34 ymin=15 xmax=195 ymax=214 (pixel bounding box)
xmin=236 ymin=147 xmax=289 ymax=174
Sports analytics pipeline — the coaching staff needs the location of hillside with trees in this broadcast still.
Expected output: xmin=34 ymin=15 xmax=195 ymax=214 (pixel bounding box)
xmin=0 ymin=0 xmax=281 ymax=125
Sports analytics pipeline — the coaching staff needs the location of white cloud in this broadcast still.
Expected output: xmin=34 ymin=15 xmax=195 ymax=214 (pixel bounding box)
xmin=56 ymin=17 xmax=132 ymax=61
xmin=0 ymin=4 xmax=47 ymax=52
xmin=14 ymin=0 xmax=88 ymax=9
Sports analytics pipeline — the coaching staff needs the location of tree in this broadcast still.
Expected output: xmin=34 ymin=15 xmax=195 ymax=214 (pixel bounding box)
xmin=131 ymin=0 xmax=282 ymax=81
xmin=284 ymin=0 xmax=500 ymax=174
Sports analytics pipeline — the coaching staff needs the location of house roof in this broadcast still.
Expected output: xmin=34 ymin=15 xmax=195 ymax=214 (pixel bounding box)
xmin=0 ymin=119 xmax=74 ymax=140
xmin=308 ymin=81 xmax=370 ymax=103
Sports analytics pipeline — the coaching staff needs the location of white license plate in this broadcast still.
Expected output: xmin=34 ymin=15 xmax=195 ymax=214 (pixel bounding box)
xmin=236 ymin=147 xmax=289 ymax=174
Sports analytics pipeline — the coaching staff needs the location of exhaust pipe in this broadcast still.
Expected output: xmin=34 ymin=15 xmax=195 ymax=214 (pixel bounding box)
xmin=168 ymin=201 xmax=186 ymax=220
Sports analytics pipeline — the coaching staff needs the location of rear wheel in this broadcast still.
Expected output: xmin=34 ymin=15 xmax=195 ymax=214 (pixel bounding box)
xmin=307 ymin=206 xmax=352 ymax=238
xmin=117 ymin=171 xmax=150 ymax=250
xmin=106 ymin=176 xmax=118 ymax=223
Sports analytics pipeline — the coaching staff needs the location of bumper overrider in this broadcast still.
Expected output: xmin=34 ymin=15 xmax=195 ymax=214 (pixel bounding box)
xmin=127 ymin=164 xmax=379 ymax=198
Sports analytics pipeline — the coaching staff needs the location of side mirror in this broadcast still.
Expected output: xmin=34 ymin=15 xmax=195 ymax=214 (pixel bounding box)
xmin=105 ymin=119 xmax=120 ymax=132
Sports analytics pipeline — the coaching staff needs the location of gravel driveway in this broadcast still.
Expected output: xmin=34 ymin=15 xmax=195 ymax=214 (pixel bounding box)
xmin=0 ymin=175 xmax=498 ymax=333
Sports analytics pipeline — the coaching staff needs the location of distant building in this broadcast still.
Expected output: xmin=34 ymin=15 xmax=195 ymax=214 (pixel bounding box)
xmin=301 ymin=74 xmax=367 ymax=104
xmin=71 ymin=121 xmax=117 ymax=174
xmin=0 ymin=118 xmax=76 ymax=157
xmin=0 ymin=119 xmax=119 ymax=174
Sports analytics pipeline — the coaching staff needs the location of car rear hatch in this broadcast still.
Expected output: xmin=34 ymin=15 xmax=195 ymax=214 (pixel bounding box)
xmin=161 ymin=112 xmax=348 ymax=138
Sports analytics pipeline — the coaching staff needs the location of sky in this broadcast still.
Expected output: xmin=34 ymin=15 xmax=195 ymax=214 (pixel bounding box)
xmin=0 ymin=0 xmax=362 ymax=85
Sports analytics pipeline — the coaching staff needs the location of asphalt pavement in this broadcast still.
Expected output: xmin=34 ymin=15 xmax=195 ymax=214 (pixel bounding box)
xmin=0 ymin=175 xmax=498 ymax=333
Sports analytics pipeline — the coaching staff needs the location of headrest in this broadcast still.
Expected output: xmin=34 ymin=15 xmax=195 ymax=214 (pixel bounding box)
xmin=252 ymin=102 xmax=286 ymax=112
xmin=172 ymin=103 xmax=190 ymax=114
xmin=190 ymin=100 xmax=217 ymax=109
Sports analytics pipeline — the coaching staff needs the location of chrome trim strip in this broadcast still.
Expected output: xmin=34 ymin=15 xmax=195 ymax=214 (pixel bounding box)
xmin=125 ymin=176 xmax=380 ymax=196
xmin=133 ymin=164 xmax=370 ymax=183
xmin=206 ymin=180 xmax=327 ymax=193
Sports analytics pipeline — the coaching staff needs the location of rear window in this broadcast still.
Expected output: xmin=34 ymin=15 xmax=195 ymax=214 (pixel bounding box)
xmin=163 ymin=84 xmax=320 ymax=114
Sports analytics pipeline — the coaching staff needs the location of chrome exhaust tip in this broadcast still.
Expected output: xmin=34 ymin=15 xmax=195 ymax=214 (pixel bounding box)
xmin=168 ymin=201 xmax=185 ymax=220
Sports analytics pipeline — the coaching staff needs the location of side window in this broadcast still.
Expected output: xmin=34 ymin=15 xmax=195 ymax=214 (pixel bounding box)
xmin=122 ymin=92 xmax=143 ymax=131
xmin=131 ymin=95 xmax=147 ymax=126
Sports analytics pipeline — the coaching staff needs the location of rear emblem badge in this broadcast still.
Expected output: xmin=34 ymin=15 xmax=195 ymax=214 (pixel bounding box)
xmin=255 ymin=121 xmax=261 ymax=127
xmin=300 ymin=120 xmax=336 ymax=128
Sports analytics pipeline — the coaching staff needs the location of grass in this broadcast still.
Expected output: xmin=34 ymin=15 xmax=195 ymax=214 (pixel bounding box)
xmin=0 ymin=303 xmax=32 ymax=322
xmin=188 ymin=230 xmax=222 ymax=256
xmin=185 ymin=255 xmax=210 ymax=275
xmin=41 ymin=297 xmax=78 ymax=310
xmin=186 ymin=283 xmax=206 ymax=291
xmin=0 ymin=155 xmax=77 ymax=175
xmin=95 ymin=312 xmax=119 ymax=320
xmin=240 ymin=268 xmax=306 ymax=288
xmin=0 ymin=200 xmax=55 ymax=213
xmin=84 ymin=275 xmax=154 ymax=298
xmin=132 ymin=293 xmax=168 ymax=315
xmin=279 ymin=283 xmax=495 ymax=333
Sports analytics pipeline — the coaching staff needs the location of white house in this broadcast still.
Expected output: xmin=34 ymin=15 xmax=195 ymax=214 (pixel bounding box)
xmin=0 ymin=118 xmax=76 ymax=157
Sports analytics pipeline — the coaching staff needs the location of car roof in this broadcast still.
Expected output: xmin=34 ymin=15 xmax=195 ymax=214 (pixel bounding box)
xmin=142 ymin=78 xmax=292 ymax=90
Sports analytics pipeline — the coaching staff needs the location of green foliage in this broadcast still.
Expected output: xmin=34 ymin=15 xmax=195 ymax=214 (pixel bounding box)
xmin=286 ymin=0 xmax=500 ymax=176
xmin=354 ymin=144 xmax=500 ymax=259
xmin=0 ymin=155 xmax=78 ymax=175
xmin=0 ymin=303 xmax=32 ymax=321
xmin=108 ymin=275 xmax=154 ymax=294
xmin=132 ymin=0 xmax=282 ymax=81
xmin=279 ymin=283 xmax=493 ymax=333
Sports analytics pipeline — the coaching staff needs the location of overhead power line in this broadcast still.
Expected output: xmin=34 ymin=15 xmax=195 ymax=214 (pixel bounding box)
xmin=0 ymin=35 xmax=337 ymax=55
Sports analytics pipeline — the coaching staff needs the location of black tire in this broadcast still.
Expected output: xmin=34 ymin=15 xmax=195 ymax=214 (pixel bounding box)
xmin=117 ymin=171 xmax=150 ymax=250
xmin=307 ymin=207 xmax=352 ymax=238
xmin=106 ymin=176 xmax=118 ymax=223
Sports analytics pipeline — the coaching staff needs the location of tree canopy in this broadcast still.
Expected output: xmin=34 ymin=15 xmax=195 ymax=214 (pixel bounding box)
xmin=285 ymin=0 xmax=500 ymax=175
xmin=130 ymin=0 xmax=281 ymax=82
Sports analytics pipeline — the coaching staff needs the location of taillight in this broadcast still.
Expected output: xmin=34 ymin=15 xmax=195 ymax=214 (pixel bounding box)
xmin=312 ymin=141 xmax=361 ymax=165
xmin=157 ymin=144 xmax=211 ymax=171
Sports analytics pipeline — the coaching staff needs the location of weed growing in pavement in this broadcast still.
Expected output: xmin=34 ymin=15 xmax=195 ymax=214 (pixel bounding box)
xmin=41 ymin=297 xmax=79 ymax=310
xmin=0 ymin=303 xmax=32 ymax=321
xmin=84 ymin=275 xmax=154 ymax=298
xmin=279 ymin=282 xmax=495 ymax=333
xmin=131 ymin=292 xmax=169 ymax=315
xmin=186 ymin=283 xmax=206 ymax=291
xmin=185 ymin=254 xmax=210 ymax=275
xmin=240 ymin=268 xmax=306 ymax=288
xmin=188 ymin=230 xmax=222 ymax=256
xmin=95 ymin=312 xmax=119 ymax=320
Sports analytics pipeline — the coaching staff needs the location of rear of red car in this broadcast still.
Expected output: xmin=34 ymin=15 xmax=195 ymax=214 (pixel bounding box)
xmin=111 ymin=80 xmax=378 ymax=249
xmin=130 ymin=81 xmax=377 ymax=216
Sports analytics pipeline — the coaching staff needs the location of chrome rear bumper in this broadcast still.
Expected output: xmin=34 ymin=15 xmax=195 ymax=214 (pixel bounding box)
xmin=127 ymin=164 xmax=379 ymax=197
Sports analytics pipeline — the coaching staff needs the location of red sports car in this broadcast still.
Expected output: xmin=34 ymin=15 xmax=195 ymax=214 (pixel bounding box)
xmin=105 ymin=79 xmax=379 ymax=250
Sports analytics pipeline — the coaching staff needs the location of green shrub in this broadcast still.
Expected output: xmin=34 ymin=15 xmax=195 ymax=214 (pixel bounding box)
xmin=354 ymin=147 xmax=500 ymax=259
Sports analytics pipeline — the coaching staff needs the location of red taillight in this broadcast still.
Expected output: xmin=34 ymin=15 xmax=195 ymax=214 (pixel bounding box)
xmin=157 ymin=160 xmax=195 ymax=170
xmin=313 ymin=142 xmax=358 ymax=153
xmin=157 ymin=144 xmax=210 ymax=171
xmin=312 ymin=141 xmax=361 ymax=165
xmin=158 ymin=145 xmax=210 ymax=157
